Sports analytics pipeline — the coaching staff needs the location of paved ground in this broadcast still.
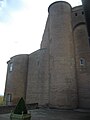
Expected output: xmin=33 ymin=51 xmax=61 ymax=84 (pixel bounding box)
xmin=0 ymin=108 xmax=90 ymax=120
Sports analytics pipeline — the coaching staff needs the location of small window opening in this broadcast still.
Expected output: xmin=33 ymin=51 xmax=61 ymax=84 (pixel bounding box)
xmin=50 ymin=38 xmax=52 ymax=43
xmin=80 ymin=58 xmax=85 ymax=66
xmin=75 ymin=13 xmax=77 ymax=16
xmin=6 ymin=93 xmax=12 ymax=102
xmin=37 ymin=61 xmax=39 ymax=65
xmin=82 ymin=11 xmax=84 ymax=15
xmin=9 ymin=63 xmax=13 ymax=71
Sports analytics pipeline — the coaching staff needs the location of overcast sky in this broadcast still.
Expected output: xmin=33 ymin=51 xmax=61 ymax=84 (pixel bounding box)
xmin=0 ymin=0 xmax=82 ymax=95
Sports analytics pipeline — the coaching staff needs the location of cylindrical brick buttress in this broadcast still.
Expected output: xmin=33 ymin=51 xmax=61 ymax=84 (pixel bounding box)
xmin=48 ymin=1 xmax=78 ymax=109
xmin=5 ymin=54 xmax=29 ymax=105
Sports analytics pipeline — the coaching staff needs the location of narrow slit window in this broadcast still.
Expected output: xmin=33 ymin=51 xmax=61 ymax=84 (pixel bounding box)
xmin=9 ymin=63 xmax=13 ymax=71
xmin=80 ymin=58 xmax=85 ymax=66
xmin=82 ymin=11 xmax=84 ymax=15
xmin=37 ymin=61 xmax=39 ymax=66
xmin=75 ymin=13 xmax=77 ymax=16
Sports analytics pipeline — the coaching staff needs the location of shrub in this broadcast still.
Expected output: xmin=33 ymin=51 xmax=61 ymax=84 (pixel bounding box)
xmin=14 ymin=97 xmax=27 ymax=114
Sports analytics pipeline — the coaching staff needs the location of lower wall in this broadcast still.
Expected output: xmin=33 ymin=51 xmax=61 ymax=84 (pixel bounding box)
xmin=26 ymin=49 xmax=49 ymax=106
xmin=0 ymin=103 xmax=38 ymax=114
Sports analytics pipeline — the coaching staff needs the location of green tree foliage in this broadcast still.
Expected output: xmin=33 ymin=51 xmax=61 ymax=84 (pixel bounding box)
xmin=14 ymin=97 xmax=27 ymax=114
xmin=0 ymin=96 xmax=4 ymax=105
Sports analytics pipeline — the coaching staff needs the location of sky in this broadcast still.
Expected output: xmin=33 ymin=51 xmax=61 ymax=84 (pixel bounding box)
xmin=0 ymin=0 xmax=82 ymax=95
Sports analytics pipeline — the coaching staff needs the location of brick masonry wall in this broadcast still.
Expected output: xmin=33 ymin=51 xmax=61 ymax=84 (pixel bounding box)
xmin=5 ymin=54 xmax=29 ymax=105
xmin=26 ymin=49 xmax=49 ymax=106
xmin=48 ymin=2 xmax=78 ymax=108
xmin=74 ymin=24 xmax=90 ymax=108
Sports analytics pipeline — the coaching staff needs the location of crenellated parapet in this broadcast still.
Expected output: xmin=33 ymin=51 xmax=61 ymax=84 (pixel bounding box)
xmin=72 ymin=5 xmax=85 ymax=30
